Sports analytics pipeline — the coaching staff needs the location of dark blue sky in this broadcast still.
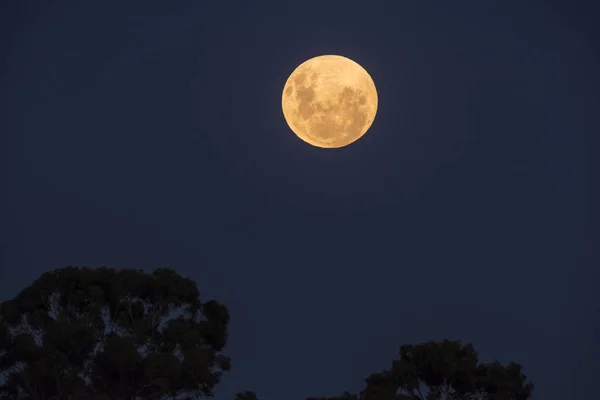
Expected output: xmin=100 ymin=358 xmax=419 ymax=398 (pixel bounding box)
xmin=1 ymin=1 xmax=598 ymax=399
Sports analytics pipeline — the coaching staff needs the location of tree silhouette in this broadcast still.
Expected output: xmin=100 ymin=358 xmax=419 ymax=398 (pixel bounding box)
xmin=305 ymin=340 xmax=534 ymax=400
xmin=0 ymin=266 xmax=231 ymax=399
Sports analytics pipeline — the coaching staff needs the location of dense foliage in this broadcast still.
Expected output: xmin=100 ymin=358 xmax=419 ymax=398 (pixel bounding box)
xmin=306 ymin=340 xmax=533 ymax=400
xmin=238 ymin=340 xmax=533 ymax=400
xmin=0 ymin=267 xmax=533 ymax=400
xmin=0 ymin=267 xmax=230 ymax=399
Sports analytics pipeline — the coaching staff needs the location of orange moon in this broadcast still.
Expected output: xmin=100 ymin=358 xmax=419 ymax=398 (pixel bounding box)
xmin=281 ymin=55 xmax=378 ymax=148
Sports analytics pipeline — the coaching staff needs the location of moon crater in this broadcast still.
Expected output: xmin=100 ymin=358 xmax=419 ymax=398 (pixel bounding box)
xmin=282 ymin=55 xmax=378 ymax=148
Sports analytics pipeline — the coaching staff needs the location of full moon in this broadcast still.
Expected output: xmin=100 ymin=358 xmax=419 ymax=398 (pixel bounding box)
xmin=281 ymin=55 xmax=378 ymax=148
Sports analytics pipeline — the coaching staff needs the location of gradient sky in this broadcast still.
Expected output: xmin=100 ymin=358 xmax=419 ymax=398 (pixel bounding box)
xmin=1 ymin=1 xmax=598 ymax=399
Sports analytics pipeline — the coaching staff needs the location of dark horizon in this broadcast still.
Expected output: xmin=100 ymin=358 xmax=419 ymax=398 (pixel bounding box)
xmin=1 ymin=1 xmax=598 ymax=399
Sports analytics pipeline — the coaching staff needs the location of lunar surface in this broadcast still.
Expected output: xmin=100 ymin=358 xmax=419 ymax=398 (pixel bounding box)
xmin=281 ymin=55 xmax=378 ymax=148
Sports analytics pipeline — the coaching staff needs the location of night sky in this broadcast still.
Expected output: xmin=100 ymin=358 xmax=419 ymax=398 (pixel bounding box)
xmin=1 ymin=1 xmax=598 ymax=399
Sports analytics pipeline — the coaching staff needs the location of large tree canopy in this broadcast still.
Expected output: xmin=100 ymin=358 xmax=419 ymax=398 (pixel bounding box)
xmin=0 ymin=267 xmax=231 ymax=400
